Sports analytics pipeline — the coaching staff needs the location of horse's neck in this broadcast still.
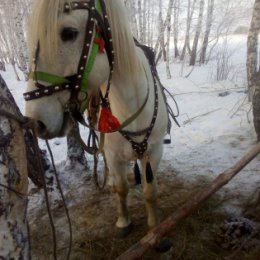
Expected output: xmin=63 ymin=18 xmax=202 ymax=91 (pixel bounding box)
xmin=109 ymin=54 xmax=153 ymax=124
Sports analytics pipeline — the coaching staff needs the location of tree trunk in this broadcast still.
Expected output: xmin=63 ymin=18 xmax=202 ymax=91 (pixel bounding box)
xmin=180 ymin=0 xmax=197 ymax=61
xmin=11 ymin=59 xmax=21 ymax=81
xmin=66 ymin=124 xmax=88 ymax=170
xmin=200 ymin=0 xmax=214 ymax=64
xmin=138 ymin=0 xmax=144 ymax=43
xmin=165 ymin=0 xmax=174 ymax=78
xmin=0 ymin=74 xmax=30 ymax=259
xmin=247 ymin=0 xmax=260 ymax=140
xmin=0 ymin=61 xmax=5 ymax=71
xmin=253 ymin=77 xmax=260 ymax=141
xmin=247 ymin=0 xmax=260 ymax=101
xmin=190 ymin=0 xmax=205 ymax=66
xmin=173 ymin=0 xmax=180 ymax=58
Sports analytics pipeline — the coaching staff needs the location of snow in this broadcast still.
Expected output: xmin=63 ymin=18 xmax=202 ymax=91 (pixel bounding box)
xmin=1 ymin=34 xmax=259 ymax=215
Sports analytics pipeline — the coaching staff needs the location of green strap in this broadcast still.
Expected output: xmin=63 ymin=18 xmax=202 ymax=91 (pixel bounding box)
xmin=80 ymin=0 xmax=102 ymax=92
xmin=95 ymin=0 xmax=102 ymax=15
xmin=29 ymin=0 xmax=103 ymax=91
xmin=29 ymin=71 xmax=70 ymax=85
xmin=80 ymin=41 xmax=99 ymax=92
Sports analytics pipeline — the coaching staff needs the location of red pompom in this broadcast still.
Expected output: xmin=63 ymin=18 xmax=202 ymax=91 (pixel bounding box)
xmin=94 ymin=37 xmax=105 ymax=53
xmin=98 ymin=106 xmax=121 ymax=132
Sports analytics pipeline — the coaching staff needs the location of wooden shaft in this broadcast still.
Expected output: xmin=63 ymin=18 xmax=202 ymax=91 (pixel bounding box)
xmin=116 ymin=142 xmax=260 ymax=260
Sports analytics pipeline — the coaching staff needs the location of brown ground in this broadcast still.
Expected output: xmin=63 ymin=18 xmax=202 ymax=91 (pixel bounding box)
xmin=27 ymin=168 xmax=260 ymax=260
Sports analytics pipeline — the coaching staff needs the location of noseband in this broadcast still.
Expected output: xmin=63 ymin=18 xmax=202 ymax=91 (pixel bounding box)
xmin=23 ymin=0 xmax=114 ymax=106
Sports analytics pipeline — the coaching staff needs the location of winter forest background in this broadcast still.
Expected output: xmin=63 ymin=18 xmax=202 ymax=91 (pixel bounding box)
xmin=1 ymin=0 xmax=260 ymax=259
xmin=0 ymin=0 xmax=255 ymax=79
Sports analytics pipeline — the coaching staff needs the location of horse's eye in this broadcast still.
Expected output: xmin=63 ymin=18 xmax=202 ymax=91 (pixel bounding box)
xmin=60 ymin=28 xmax=78 ymax=42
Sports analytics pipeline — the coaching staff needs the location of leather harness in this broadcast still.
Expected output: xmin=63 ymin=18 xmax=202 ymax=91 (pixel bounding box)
xmin=23 ymin=0 xmax=173 ymax=160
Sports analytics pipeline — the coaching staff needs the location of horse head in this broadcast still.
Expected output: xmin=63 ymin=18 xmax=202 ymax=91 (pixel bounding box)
xmin=25 ymin=0 xmax=112 ymax=139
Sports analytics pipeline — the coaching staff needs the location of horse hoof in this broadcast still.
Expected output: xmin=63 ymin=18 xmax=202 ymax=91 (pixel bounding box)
xmin=154 ymin=237 xmax=173 ymax=252
xmin=116 ymin=223 xmax=133 ymax=238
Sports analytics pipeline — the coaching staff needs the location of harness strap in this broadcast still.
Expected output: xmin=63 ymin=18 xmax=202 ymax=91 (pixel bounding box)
xmin=28 ymin=71 xmax=70 ymax=85
xmin=24 ymin=0 xmax=113 ymax=102
xmin=71 ymin=82 xmax=150 ymax=134
xmin=120 ymin=68 xmax=159 ymax=159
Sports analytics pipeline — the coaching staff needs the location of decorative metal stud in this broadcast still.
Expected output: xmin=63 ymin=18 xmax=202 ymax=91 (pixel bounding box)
xmin=55 ymin=86 xmax=60 ymax=90
xmin=75 ymin=85 xmax=80 ymax=89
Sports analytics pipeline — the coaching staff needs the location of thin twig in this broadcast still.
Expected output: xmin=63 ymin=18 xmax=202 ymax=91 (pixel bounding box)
xmin=183 ymin=108 xmax=222 ymax=125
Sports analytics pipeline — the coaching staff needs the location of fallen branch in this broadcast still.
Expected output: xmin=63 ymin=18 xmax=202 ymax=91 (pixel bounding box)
xmin=183 ymin=108 xmax=222 ymax=125
xmin=116 ymin=142 xmax=260 ymax=260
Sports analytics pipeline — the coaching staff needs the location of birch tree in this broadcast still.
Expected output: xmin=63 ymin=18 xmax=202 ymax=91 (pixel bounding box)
xmin=200 ymin=0 xmax=215 ymax=64
xmin=173 ymin=0 xmax=180 ymax=58
xmin=247 ymin=0 xmax=260 ymax=140
xmin=0 ymin=0 xmax=29 ymax=79
xmin=190 ymin=0 xmax=205 ymax=65
xmin=180 ymin=0 xmax=198 ymax=61
xmin=165 ymin=0 xmax=174 ymax=78
xmin=0 ymin=74 xmax=30 ymax=259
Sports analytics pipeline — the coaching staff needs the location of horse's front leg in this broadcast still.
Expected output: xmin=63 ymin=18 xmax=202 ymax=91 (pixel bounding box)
xmin=140 ymin=144 xmax=163 ymax=228
xmin=106 ymin=154 xmax=131 ymax=235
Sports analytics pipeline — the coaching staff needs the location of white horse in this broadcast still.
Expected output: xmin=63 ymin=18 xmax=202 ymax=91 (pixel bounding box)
xmin=25 ymin=0 xmax=168 ymax=235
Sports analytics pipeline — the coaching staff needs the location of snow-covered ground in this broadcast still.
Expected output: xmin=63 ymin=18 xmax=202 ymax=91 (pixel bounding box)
xmin=1 ymin=34 xmax=259 ymax=258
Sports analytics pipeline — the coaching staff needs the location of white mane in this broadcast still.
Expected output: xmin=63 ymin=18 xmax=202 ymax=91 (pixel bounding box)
xmin=27 ymin=0 xmax=142 ymax=77
xmin=27 ymin=0 xmax=66 ymax=64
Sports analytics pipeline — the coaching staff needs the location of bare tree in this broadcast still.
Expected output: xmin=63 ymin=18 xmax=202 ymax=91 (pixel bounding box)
xmin=165 ymin=0 xmax=174 ymax=78
xmin=190 ymin=0 xmax=205 ymax=65
xmin=247 ymin=0 xmax=260 ymax=140
xmin=0 ymin=0 xmax=29 ymax=79
xmin=180 ymin=0 xmax=198 ymax=61
xmin=173 ymin=0 xmax=180 ymax=58
xmin=200 ymin=0 xmax=215 ymax=64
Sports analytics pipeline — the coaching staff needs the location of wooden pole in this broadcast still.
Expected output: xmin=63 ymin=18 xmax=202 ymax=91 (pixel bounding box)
xmin=116 ymin=142 xmax=260 ymax=260
xmin=0 ymin=75 xmax=30 ymax=259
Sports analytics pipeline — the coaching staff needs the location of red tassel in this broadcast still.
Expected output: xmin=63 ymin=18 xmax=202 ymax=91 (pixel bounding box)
xmin=94 ymin=37 xmax=105 ymax=53
xmin=98 ymin=106 xmax=121 ymax=132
